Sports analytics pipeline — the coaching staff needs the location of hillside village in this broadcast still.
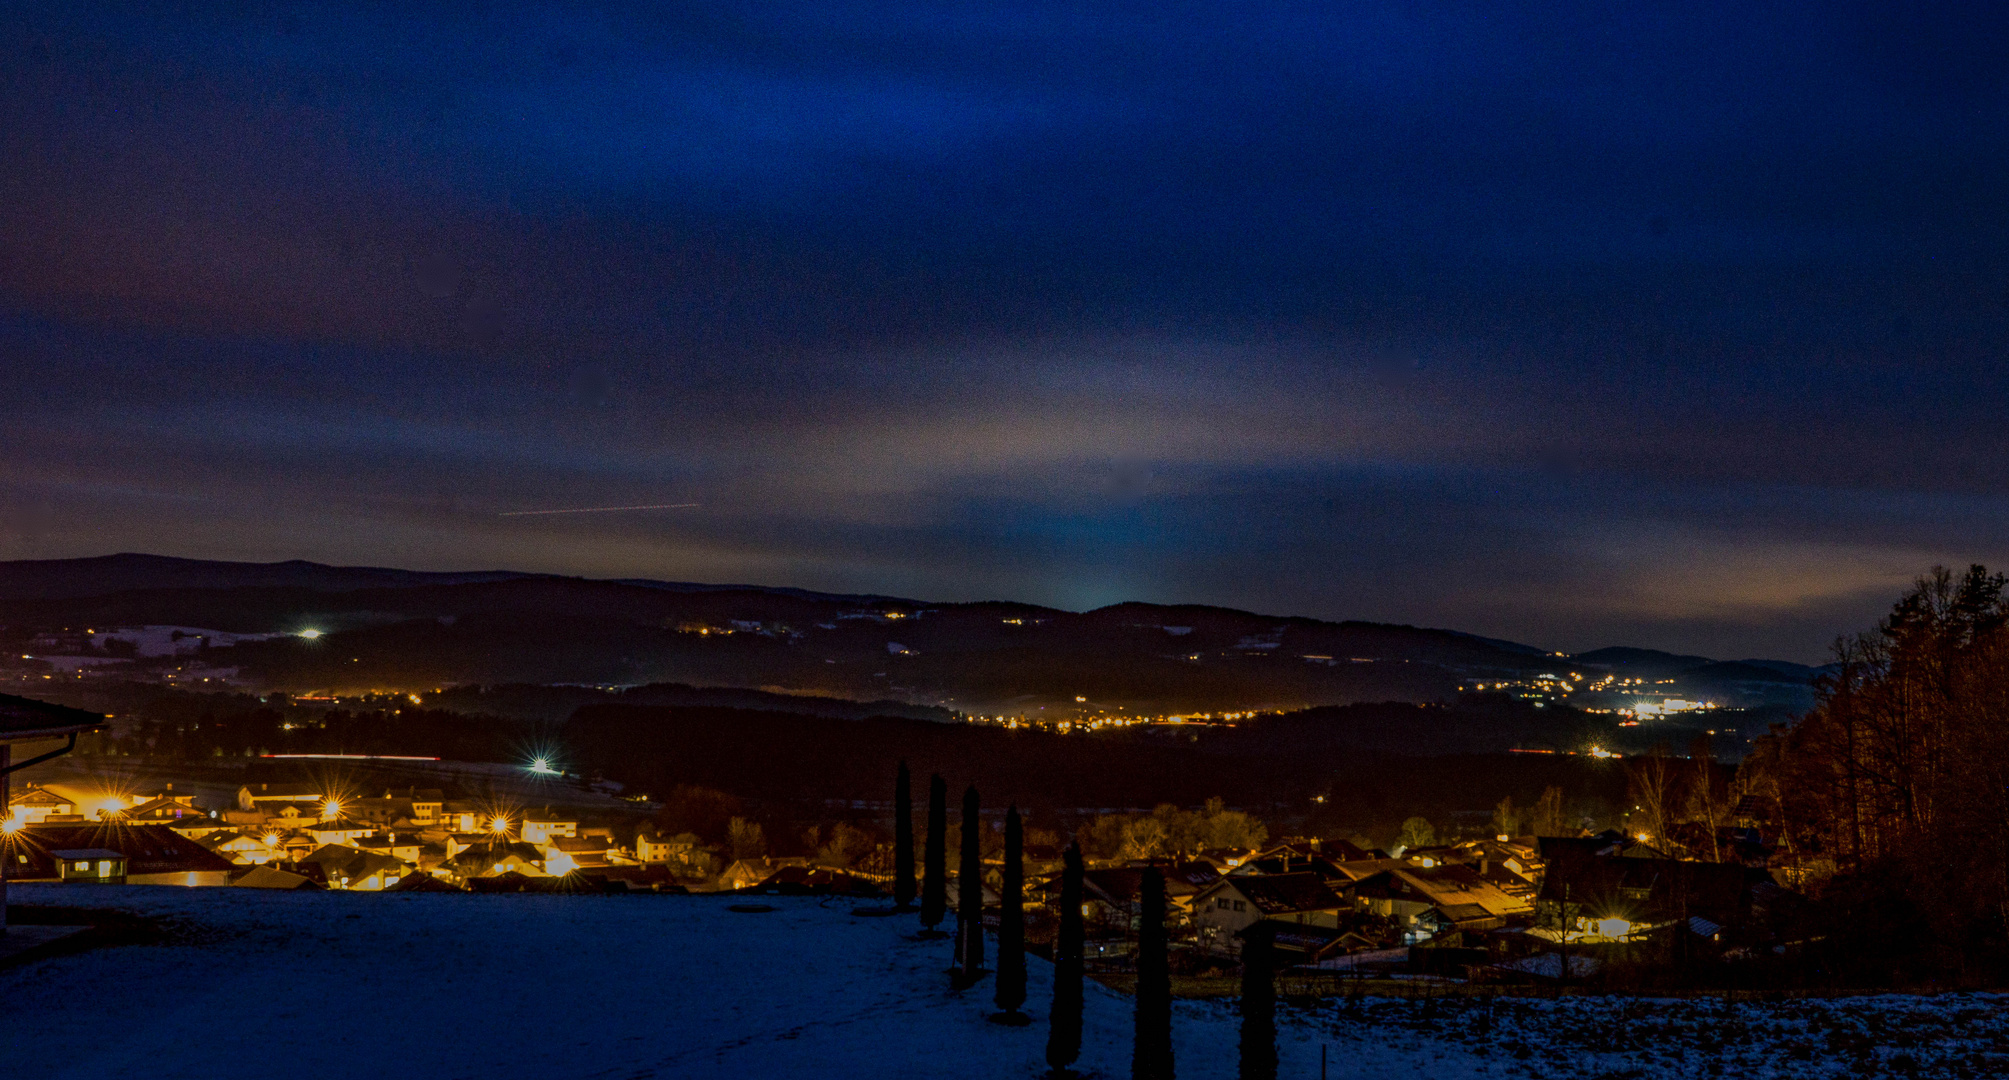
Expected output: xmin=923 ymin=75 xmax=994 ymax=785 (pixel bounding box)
xmin=4 ymin=765 xmax=1811 ymax=986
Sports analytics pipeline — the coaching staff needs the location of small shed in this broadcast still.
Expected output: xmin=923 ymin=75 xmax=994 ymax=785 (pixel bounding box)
xmin=52 ymin=848 xmax=127 ymax=884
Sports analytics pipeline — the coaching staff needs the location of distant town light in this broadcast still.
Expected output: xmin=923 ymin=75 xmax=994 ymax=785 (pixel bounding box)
xmin=527 ymin=757 xmax=558 ymax=775
xmin=297 ymin=629 xmax=323 ymax=639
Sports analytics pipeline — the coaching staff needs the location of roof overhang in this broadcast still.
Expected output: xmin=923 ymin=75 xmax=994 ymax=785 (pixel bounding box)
xmin=0 ymin=693 xmax=110 ymax=744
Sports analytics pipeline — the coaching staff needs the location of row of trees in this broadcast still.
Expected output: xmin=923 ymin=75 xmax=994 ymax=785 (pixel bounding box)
xmin=892 ymin=763 xmax=1279 ymax=1078
xmin=1746 ymin=565 xmax=2009 ymax=982
xmin=1073 ymin=800 xmax=1269 ymax=862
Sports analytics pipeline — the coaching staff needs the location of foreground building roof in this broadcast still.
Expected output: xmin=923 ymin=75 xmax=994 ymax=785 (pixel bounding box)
xmin=0 ymin=693 xmax=107 ymax=742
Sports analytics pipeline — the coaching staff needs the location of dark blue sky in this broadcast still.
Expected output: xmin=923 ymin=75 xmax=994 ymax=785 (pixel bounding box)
xmin=4 ymin=2 xmax=2008 ymax=660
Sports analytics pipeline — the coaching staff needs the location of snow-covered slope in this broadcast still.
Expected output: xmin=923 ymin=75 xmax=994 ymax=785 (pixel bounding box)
xmin=3 ymin=886 xmax=2005 ymax=1079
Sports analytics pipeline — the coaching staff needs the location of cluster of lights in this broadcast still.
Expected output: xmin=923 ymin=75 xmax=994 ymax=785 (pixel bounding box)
xmin=966 ymin=705 xmax=1270 ymax=733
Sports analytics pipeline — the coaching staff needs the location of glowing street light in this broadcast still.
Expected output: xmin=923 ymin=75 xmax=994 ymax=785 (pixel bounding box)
xmin=527 ymin=757 xmax=558 ymax=776
xmin=489 ymin=815 xmax=511 ymax=836
xmin=322 ymin=799 xmax=343 ymax=820
xmin=0 ymin=813 xmax=22 ymax=835
xmin=1596 ymin=917 xmax=1632 ymax=940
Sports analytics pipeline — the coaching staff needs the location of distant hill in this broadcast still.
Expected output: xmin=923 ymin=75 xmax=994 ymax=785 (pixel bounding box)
xmin=1570 ymin=646 xmax=1814 ymax=685
xmin=0 ymin=553 xmax=533 ymax=599
xmin=0 ymin=554 xmax=1816 ymax=715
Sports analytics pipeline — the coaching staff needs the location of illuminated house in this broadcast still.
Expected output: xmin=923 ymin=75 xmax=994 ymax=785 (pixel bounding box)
xmin=125 ymin=793 xmax=210 ymax=827
xmin=521 ymin=813 xmax=578 ymax=846
xmin=52 ymin=848 xmax=127 ymax=884
xmin=10 ymin=824 xmax=236 ymax=886
xmin=445 ymin=842 xmax=548 ymax=882
xmin=440 ymin=802 xmax=483 ymax=833
xmin=1190 ymin=872 xmax=1345 ymax=955
xmin=7 ymin=784 xmax=77 ymax=824
xmin=305 ymin=817 xmax=378 ymax=847
xmin=202 ymin=830 xmax=284 ymax=864
xmin=355 ymin=833 xmax=424 ymax=863
xmin=634 ymin=828 xmax=698 ymax=865
xmin=1350 ymin=864 xmax=1532 ymax=942
xmin=235 ymin=784 xmax=325 ymax=812
xmin=298 ymin=844 xmax=406 ymax=890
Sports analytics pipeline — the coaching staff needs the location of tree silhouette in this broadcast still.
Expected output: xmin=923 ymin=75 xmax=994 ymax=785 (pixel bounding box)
xmin=921 ymin=773 xmax=947 ymax=932
xmin=994 ymin=805 xmax=1027 ymax=1019
xmin=1046 ymin=842 xmax=1085 ymax=1075
xmin=1237 ymin=922 xmax=1276 ymax=1080
xmin=957 ymin=784 xmax=985 ymax=983
xmin=894 ymin=760 xmax=916 ymax=909
xmin=1133 ymin=867 xmax=1174 ymax=1079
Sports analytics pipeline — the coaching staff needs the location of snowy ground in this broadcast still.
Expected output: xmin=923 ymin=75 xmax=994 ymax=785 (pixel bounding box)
xmin=4 ymin=884 xmax=2007 ymax=1079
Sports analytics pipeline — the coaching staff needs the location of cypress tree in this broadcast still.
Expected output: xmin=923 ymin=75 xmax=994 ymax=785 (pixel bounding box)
xmin=1237 ymin=922 xmax=1277 ymax=1080
xmin=921 ymin=773 xmax=947 ymax=932
xmin=1132 ymin=867 xmax=1174 ymax=1080
xmin=994 ymin=805 xmax=1027 ymax=1019
xmin=894 ymin=760 xmax=916 ymax=910
xmin=1046 ymin=842 xmax=1086 ymax=1075
xmin=958 ymin=784 xmax=985 ymax=981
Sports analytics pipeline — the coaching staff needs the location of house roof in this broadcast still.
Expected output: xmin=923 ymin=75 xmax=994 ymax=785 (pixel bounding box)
xmin=12 ymin=824 xmax=237 ymax=877
xmin=447 ymin=842 xmax=544 ymax=870
xmin=0 ymin=693 xmax=107 ymax=742
xmin=1329 ymin=858 xmax=1406 ymax=882
xmin=308 ymin=818 xmax=374 ymax=831
xmin=299 ymin=844 xmax=404 ymax=876
xmin=1354 ymin=865 xmax=1531 ymax=919
xmin=126 ymin=796 xmax=208 ymax=820
xmin=233 ymin=865 xmax=324 ymax=889
xmin=385 ymin=870 xmax=463 ymax=892
xmin=1231 ymin=847 xmax=1348 ymax=882
xmin=51 ymin=848 xmax=126 ymax=860
xmin=1207 ymin=872 xmax=1342 ymax=915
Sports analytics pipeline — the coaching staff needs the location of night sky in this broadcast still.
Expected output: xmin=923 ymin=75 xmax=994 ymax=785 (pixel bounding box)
xmin=4 ymin=3 xmax=2008 ymax=661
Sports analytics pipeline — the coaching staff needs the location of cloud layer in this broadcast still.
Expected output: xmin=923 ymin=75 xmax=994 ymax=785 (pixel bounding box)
xmin=4 ymin=2 xmax=2008 ymax=660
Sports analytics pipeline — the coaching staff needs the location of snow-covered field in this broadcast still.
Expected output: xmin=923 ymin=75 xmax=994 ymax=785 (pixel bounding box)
xmin=4 ymin=884 xmax=2007 ymax=1079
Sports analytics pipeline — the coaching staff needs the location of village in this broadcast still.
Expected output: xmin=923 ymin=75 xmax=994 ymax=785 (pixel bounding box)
xmin=3 ymin=758 xmax=1812 ymax=990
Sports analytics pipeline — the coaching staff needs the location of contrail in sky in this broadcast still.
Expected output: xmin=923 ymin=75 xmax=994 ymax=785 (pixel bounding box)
xmin=499 ymin=503 xmax=700 ymax=517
